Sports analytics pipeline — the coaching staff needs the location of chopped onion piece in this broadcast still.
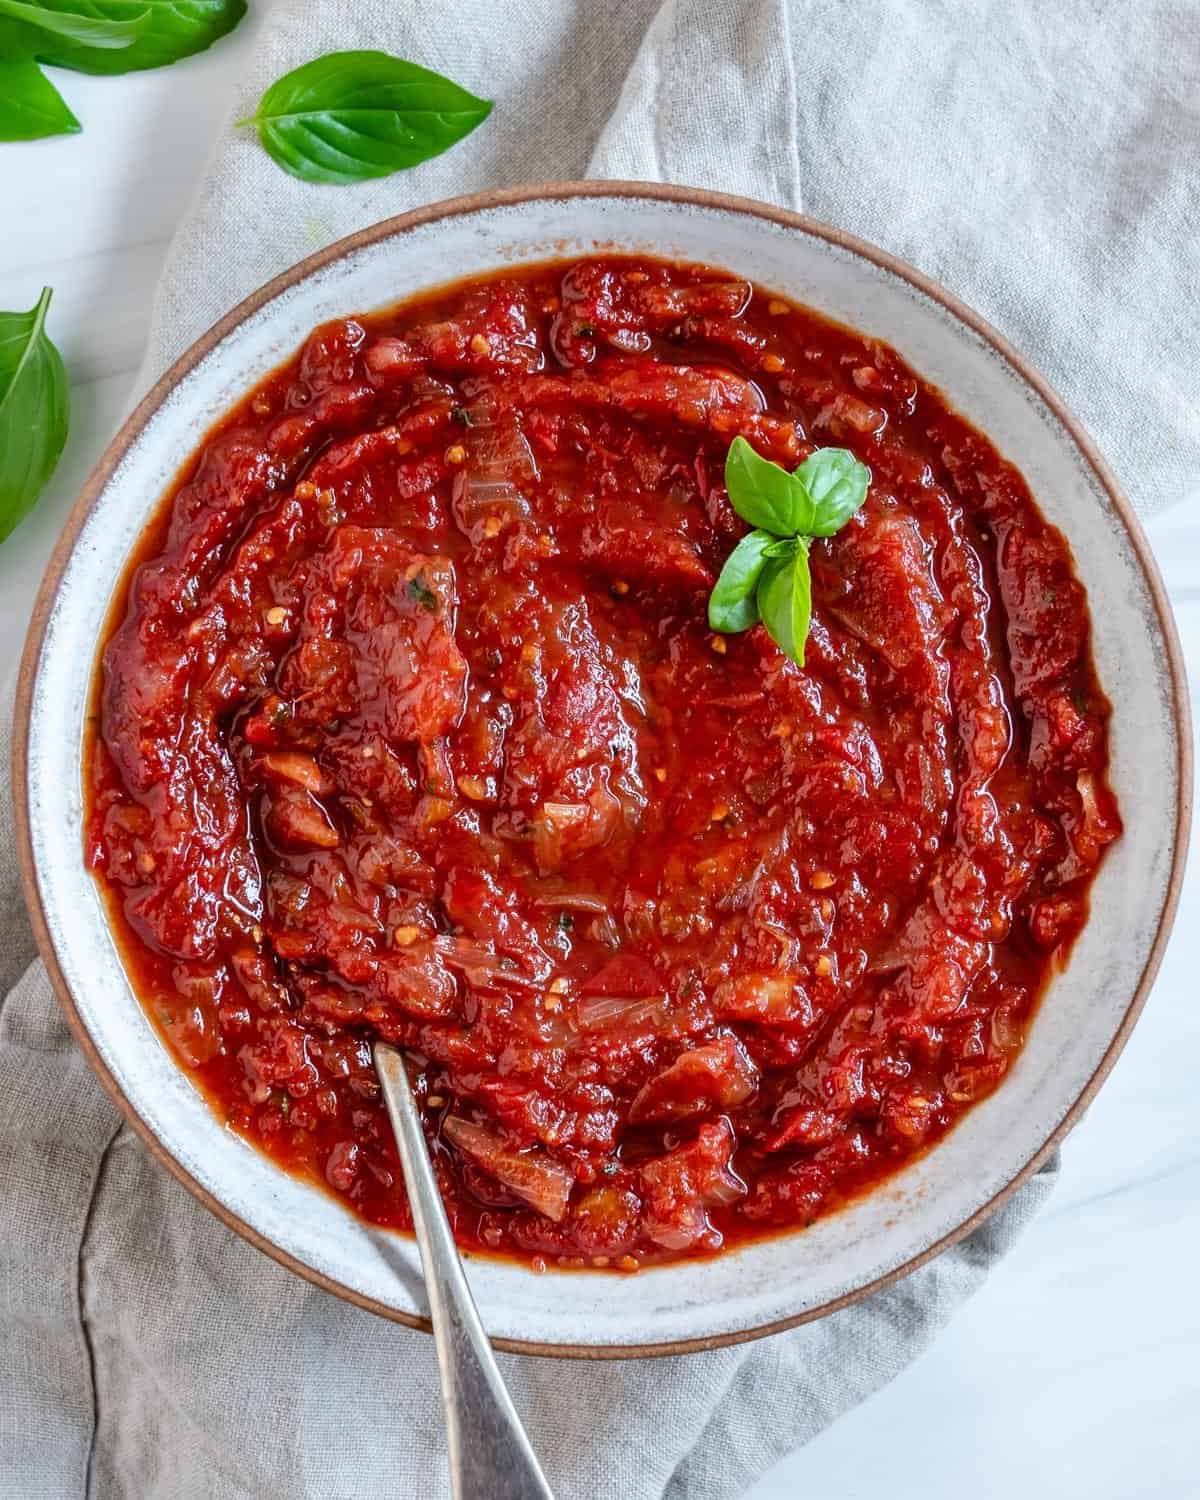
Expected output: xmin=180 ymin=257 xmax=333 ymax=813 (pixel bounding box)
xmin=630 ymin=1034 xmax=759 ymax=1123
xmin=443 ymin=1115 xmax=574 ymax=1222
xmin=1075 ymin=771 xmax=1118 ymax=856
xmin=453 ymin=413 xmax=539 ymax=540
xmin=640 ymin=1119 xmax=744 ymax=1249
xmin=461 ymin=477 xmax=530 ymax=508
xmin=260 ymin=751 xmax=331 ymax=795
xmin=266 ymin=786 xmax=340 ymax=850
xmin=866 ymin=945 xmax=907 ymax=975
xmin=327 ymin=903 xmax=380 ymax=934
xmin=644 ymin=1204 xmax=708 ymax=1252
xmin=433 ymin=934 xmax=541 ymax=989
xmin=577 ymin=994 xmax=667 ymax=1031
xmin=463 ymin=391 xmax=498 ymax=428
xmin=712 ymin=972 xmax=796 ymax=1021
xmin=702 ymin=1169 xmax=747 ymax=1207
xmin=539 ymin=801 xmax=590 ymax=825
xmin=530 ymin=801 xmax=590 ymax=874
xmin=533 ymin=891 xmax=610 ymax=914
xmin=588 ymin=912 xmax=622 ymax=949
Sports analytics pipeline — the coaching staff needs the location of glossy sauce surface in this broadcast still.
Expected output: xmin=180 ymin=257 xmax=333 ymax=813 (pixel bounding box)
xmin=88 ymin=258 xmax=1120 ymax=1268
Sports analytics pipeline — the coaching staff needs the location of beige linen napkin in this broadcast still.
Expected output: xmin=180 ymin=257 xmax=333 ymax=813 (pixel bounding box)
xmin=5 ymin=1 xmax=1196 ymax=1495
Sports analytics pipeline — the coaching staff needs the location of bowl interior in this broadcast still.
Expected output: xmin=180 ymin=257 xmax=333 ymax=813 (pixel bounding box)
xmin=21 ymin=187 xmax=1184 ymax=1354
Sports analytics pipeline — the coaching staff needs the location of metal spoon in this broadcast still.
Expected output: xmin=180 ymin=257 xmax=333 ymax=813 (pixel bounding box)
xmin=374 ymin=1043 xmax=556 ymax=1500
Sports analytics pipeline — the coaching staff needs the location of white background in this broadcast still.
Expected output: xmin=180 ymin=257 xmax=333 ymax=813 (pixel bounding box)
xmin=1 ymin=22 xmax=1196 ymax=1499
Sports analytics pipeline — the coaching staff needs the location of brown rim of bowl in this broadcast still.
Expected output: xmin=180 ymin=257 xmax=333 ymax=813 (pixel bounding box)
xmin=13 ymin=180 xmax=1193 ymax=1361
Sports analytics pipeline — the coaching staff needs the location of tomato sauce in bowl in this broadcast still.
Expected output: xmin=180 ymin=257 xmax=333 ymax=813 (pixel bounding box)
xmin=87 ymin=257 xmax=1119 ymax=1269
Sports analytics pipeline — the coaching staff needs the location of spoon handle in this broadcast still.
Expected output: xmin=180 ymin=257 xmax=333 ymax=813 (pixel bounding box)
xmin=375 ymin=1044 xmax=556 ymax=1500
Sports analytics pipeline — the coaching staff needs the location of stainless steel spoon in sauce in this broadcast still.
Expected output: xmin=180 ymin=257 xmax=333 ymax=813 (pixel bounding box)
xmin=374 ymin=1043 xmax=557 ymax=1500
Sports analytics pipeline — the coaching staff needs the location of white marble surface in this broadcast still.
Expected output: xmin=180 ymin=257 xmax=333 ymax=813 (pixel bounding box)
xmin=1 ymin=25 xmax=1196 ymax=1499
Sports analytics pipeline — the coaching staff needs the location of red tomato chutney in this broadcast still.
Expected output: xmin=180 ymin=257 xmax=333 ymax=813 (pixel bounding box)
xmin=87 ymin=257 xmax=1120 ymax=1269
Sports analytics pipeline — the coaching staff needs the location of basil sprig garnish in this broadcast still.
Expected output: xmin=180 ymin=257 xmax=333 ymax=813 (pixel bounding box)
xmin=240 ymin=51 xmax=493 ymax=186
xmin=708 ymin=436 xmax=870 ymax=666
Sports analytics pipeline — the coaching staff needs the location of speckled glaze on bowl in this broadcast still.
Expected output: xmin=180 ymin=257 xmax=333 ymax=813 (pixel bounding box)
xmin=14 ymin=183 xmax=1191 ymax=1357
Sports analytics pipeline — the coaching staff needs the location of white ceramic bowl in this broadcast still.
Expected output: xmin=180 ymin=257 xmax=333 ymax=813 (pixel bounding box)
xmin=15 ymin=183 xmax=1191 ymax=1357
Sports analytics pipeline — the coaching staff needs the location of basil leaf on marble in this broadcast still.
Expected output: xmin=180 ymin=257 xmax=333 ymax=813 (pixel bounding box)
xmin=0 ymin=287 xmax=70 ymax=544
xmin=0 ymin=56 xmax=80 ymax=138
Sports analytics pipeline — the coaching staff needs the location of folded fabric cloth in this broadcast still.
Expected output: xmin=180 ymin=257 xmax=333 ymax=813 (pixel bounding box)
xmin=152 ymin=0 xmax=1199 ymax=516
xmin=5 ymin=0 xmax=1195 ymax=1495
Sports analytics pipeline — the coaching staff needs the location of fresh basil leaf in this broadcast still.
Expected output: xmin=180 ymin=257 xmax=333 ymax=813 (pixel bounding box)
xmin=0 ymin=287 xmax=69 ymax=544
xmin=1 ymin=0 xmax=245 ymax=75
xmin=708 ymin=528 xmax=776 ymax=633
xmin=244 ymin=51 xmax=493 ymax=186
xmin=709 ymin=437 xmax=868 ymax=667
xmin=0 ymin=57 xmax=79 ymax=138
xmin=755 ymin=539 xmax=811 ymax=667
xmin=797 ymin=447 xmax=871 ymax=537
xmin=0 ymin=0 xmax=144 ymax=47
xmin=724 ymin=434 xmax=814 ymax=535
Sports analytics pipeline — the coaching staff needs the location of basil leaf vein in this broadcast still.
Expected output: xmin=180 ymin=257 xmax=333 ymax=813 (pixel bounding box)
xmin=0 ymin=287 xmax=70 ymax=545
xmin=243 ymin=51 xmax=493 ymax=186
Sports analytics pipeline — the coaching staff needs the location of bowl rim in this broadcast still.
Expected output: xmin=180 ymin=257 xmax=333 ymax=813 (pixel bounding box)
xmin=12 ymin=179 xmax=1193 ymax=1360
